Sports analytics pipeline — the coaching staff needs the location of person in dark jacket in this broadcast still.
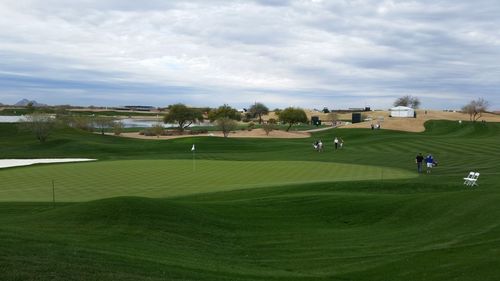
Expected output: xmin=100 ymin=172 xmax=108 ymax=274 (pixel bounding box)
xmin=415 ymin=153 xmax=424 ymax=173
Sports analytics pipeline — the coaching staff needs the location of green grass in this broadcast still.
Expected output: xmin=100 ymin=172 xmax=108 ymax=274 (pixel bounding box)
xmin=0 ymin=108 xmax=45 ymax=115
xmin=0 ymin=120 xmax=499 ymax=280
xmin=0 ymin=160 xmax=414 ymax=202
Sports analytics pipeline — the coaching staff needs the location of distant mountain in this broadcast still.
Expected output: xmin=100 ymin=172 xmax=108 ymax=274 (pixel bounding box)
xmin=14 ymin=99 xmax=47 ymax=107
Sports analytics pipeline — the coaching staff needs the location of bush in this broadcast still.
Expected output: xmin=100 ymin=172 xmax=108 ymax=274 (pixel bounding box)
xmin=247 ymin=122 xmax=255 ymax=131
xmin=140 ymin=128 xmax=157 ymax=136
xmin=113 ymin=121 xmax=124 ymax=135
xmin=151 ymin=123 xmax=164 ymax=138
xmin=67 ymin=116 xmax=94 ymax=131
xmin=262 ymin=123 xmax=275 ymax=136
xmin=267 ymin=118 xmax=277 ymax=124
xmin=217 ymin=117 xmax=238 ymax=138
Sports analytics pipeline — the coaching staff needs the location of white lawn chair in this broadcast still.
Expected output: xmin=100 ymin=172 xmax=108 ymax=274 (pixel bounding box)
xmin=463 ymin=172 xmax=475 ymax=185
xmin=464 ymin=172 xmax=480 ymax=187
xmin=468 ymin=172 xmax=480 ymax=187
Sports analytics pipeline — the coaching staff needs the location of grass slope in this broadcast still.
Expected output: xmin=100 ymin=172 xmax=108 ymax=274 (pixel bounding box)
xmin=1 ymin=121 xmax=498 ymax=185
xmin=0 ymin=120 xmax=499 ymax=280
xmin=1 ymin=182 xmax=499 ymax=280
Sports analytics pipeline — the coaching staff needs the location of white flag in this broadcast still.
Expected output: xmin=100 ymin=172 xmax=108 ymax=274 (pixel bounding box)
xmin=191 ymin=144 xmax=195 ymax=151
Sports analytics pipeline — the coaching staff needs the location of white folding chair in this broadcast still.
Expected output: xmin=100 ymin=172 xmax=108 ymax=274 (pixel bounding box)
xmin=468 ymin=172 xmax=480 ymax=187
xmin=463 ymin=172 xmax=475 ymax=185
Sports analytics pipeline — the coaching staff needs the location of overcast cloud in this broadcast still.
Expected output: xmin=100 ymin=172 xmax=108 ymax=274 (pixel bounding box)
xmin=0 ymin=0 xmax=499 ymax=109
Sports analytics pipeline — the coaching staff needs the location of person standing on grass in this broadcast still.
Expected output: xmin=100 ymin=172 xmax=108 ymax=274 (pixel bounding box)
xmin=334 ymin=137 xmax=339 ymax=150
xmin=339 ymin=137 xmax=344 ymax=149
xmin=425 ymin=153 xmax=434 ymax=173
xmin=415 ymin=153 xmax=424 ymax=173
xmin=318 ymin=140 xmax=323 ymax=152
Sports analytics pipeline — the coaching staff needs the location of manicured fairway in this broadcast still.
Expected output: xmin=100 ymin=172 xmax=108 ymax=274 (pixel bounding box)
xmin=0 ymin=121 xmax=499 ymax=281
xmin=0 ymin=160 xmax=414 ymax=201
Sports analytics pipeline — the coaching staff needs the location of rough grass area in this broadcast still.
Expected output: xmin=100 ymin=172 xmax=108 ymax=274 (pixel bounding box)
xmin=0 ymin=120 xmax=499 ymax=280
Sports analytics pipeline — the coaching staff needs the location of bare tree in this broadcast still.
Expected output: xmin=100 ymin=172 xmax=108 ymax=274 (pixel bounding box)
xmin=112 ymin=121 xmax=124 ymax=135
xmin=217 ymin=117 xmax=238 ymax=138
xmin=93 ymin=116 xmax=115 ymax=135
xmin=462 ymin=98 xmax=489 ymax=122
xmin=262 ymin=122 xmax=275 ymax=136
xmin=21 ymin=113 xmax=56 ymax=143
xmin=69 ymin=116 xmax=94 ymax=131
xmin=394 ymin=95 xmax=421 ymax=108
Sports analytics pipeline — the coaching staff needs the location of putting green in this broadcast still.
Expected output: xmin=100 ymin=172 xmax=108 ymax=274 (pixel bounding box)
xmin=0 ymin=160 xmax=415 ymax=202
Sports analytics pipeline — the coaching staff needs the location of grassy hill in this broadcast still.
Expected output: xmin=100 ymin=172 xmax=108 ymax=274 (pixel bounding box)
xmin=0 ymin=120 xmax=499 ymax=280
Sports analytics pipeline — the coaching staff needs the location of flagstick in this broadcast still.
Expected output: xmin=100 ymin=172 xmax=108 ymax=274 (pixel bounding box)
xmin=192 ymin=146 xmax=196 ymax=172
xmin=52 ymin=179 xmax=55 ymax=208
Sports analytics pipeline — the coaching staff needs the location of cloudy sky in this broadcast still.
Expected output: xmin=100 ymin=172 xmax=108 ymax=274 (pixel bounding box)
xmin=0 ymin=0 xmax=499 ymax=110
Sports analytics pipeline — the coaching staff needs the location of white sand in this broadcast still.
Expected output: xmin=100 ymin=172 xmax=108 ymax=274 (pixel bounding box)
xmin=0 ymin=159 xmax=96 ymax=169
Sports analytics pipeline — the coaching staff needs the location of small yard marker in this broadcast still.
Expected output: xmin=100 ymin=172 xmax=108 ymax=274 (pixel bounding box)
xmin=52 ymin=179 xmax=55 ymax=208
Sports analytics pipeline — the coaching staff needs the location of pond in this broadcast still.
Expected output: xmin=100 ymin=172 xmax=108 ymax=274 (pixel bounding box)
xmin=0 ymin=116 xmax=212 ymax=129
xmin=119 ymin=118 xmax=212 ymax=128
xmin=0 ymin=116 xmax=24 ymax=123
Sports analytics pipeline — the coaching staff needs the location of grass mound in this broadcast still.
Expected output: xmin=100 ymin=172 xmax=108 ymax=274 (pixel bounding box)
xmin=1 ymin=182 xmax=500 ymax=280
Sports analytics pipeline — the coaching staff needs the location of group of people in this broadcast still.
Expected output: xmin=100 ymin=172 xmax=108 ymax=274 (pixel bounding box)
xmin=313 ymin=140 xmax=324 ymax=151
xmin=371 ymin=123 xmax=381 ymax=130
xmin=313 ymin=137 xmax=344 ymax=152
xmin=415 ymin=153 xmax=438 ymax=174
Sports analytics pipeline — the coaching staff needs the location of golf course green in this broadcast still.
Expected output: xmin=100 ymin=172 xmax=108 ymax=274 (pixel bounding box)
xmin=0 ymin=120 xmax=499 ymax=280
xmin=0 ymin=160 xmax=414 ymax=202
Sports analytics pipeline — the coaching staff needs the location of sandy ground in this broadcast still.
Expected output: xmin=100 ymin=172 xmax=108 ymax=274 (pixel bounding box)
xmin=266 ymin=110 xmax=500 ymax=132
xmin=0 ymin=159 xmax=96 ymax=169
xmin=340 ymin=110 xmax=500 ymax=132
xmin=112 ymin=128 xmax=310 ymax=140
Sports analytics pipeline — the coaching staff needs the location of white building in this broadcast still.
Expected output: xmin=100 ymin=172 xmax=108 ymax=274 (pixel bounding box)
xmin=389 ymin=106 xmax=415 ymax=118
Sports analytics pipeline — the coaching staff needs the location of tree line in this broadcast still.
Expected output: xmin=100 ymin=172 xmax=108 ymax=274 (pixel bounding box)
xmin=18 ymin=102 xmax=310 ymax=142
xmin=17 ymin=97 xmax=492 ymax=143
xmin=164 ymin=103 xmax=308 ymax=137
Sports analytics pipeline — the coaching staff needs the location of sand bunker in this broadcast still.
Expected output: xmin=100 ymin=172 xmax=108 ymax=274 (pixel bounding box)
xmin=112 ymin=128 xmax=310 ymax=140
xmin=0 ymin=159 xmax=96 ymax=169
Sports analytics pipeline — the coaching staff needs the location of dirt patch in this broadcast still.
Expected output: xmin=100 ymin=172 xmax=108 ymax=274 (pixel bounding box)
xmin=341 ymin=110 xmax=500 ymax=132
xmin=111 ymin=128 xmax=310 ymax=140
